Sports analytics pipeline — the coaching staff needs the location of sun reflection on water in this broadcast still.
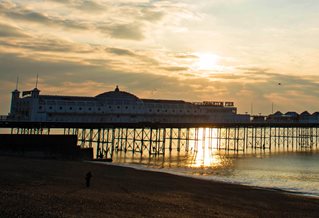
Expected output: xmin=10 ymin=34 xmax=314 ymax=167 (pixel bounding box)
xmin=108 ymin=127 xmax=319 ymax=197
xmin=188 ymin=128 xmax=224 ymax=169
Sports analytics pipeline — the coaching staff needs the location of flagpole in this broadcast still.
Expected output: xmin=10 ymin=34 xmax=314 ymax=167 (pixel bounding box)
xmin=16 ymin=75 xmax=19 ymax=90
xmin=35 ymin=74 xmax=39 ymax=88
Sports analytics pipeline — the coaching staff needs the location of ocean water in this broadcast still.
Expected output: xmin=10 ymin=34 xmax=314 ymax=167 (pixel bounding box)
xmin=109 ymin=130 xmax=319 ymax=198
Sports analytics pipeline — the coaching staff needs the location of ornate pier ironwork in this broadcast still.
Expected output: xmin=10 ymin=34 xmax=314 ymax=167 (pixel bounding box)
xmin=3 ymin=123 xmax=318 ymax=159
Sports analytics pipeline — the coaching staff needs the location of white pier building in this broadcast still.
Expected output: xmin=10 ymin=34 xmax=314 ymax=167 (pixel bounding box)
xmin=8 ymin=86 xmax=249 ymax=123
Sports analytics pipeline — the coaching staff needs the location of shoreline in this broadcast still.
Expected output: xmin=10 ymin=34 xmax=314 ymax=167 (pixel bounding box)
xmin=93 ymin=160 xmax=319 ymax=199
xmin=1 ymin=156 xmax=319 ymax=217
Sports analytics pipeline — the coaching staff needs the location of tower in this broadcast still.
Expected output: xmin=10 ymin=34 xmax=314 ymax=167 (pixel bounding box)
xmin=10 ymin=89 xmax=20 ymax=116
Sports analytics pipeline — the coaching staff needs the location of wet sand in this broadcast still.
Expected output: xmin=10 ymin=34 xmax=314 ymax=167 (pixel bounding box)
xmin=0 ymin=156 xmax=318 ymax=217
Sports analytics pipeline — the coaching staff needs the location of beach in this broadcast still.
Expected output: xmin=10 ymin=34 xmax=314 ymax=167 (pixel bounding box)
xmin=0 ymin=156 xmax=318 ymax=217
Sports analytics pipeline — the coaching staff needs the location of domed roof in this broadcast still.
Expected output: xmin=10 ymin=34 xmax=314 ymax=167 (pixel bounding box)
xmin=95 ymin=86 xmax=140 ymax=101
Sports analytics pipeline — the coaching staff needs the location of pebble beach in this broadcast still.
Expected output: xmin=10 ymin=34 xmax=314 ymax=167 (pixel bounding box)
xmin=0 ymin=156 xmax=318 ymax=217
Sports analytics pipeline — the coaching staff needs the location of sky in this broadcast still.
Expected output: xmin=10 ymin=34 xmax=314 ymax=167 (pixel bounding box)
xmin=1 ymin=0 xmax=319 ymax=115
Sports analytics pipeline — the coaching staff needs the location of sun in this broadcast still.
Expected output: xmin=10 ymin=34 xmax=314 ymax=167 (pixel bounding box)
xmin=195 ymin=53 xmax=219 ymax=70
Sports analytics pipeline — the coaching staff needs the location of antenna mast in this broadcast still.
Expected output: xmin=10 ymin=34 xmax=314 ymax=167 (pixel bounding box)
xmin=35 ymin=74 xmax=39 ymax=88
xmin=15 ymin=75 xmax=19 ymax=90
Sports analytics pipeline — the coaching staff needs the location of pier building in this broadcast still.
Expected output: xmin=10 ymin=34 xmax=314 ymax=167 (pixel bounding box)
xmin=8 ymin=86 xmax=249 ymax=124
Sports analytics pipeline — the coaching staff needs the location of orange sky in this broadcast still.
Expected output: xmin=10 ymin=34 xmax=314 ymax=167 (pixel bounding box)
xmin=1 ymin=0 xmax=319 ymax=115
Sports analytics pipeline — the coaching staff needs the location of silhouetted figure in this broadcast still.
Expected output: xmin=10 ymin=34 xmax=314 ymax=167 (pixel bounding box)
xmin=85 ymin=171 xmax=92 ymax=188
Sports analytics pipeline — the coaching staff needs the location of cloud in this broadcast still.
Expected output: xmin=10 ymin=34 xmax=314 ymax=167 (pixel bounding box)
xmin=0 ymin=0 xmax=196 ymax=42
xmin=161 ymin=66 xmax=189 ymax=72
xmin=208 ymin=69 xmax=319 ymax=113
xmin=2 ymin=50 xmax=319 ymax=115
xmin=0 ymin=2 xmax=89 ymax=30
xmin=138 ymin=7 xmax=164 ymax=22
xmin=98 ymin=22 xmax=145 ymax=40
xmin=47 ymin=0 xmax=72 ymax=3
xmin=0 ymin=37 xmax=93 ymax=53
xmin=2 ymin=0 xmax=319 ymax=116
xmin=0 ymin=51 xmax=220 ymax=114
xmin=0 ymin=23 xmax=28 ymax=37
xmin=175 ymin=54 xmax=198 ymax=59
xmin=73 ymin=1 xmax=106 ymax=12
xmin=105 ymin=47 xmax=136 ymax=56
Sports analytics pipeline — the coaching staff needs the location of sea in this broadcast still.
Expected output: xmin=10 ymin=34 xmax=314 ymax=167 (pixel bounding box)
xmin=106 ymin=128 xmax=319 ymax=198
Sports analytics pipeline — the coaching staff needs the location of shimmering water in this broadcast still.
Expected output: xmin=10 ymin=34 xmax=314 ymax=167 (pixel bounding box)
xmin=109 ymin=127 xmax=319 ymax=197
xmin=111 ymin=150 xmax=319 ymax=197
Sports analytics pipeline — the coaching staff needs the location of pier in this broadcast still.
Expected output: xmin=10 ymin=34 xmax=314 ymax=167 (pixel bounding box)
xmin=1 ymin=121 xmax=319 ymax=159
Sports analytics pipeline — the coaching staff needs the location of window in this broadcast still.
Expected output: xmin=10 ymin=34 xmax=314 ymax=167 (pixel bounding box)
xmin=59 ymin=107 xmax=63 ymax=110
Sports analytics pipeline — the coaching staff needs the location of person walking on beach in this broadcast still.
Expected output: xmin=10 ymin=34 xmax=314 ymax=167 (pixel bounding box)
xmin=85 ymin=171 xmax=92 ymax=188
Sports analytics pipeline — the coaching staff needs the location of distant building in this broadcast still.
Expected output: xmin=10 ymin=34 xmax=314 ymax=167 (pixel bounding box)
xmin=251 ymin=115 xmax=267 ymax=123
xmin=267 ymin=111 xmax=319 ymax=123
xmin=8 ymin=86 xmax=249 ymax=124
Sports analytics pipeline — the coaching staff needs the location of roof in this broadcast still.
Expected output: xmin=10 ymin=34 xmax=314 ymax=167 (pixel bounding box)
xmin=285 ymin=111 xmax=299 ymax=117
xmin=95 ymin=86 xmax=140 ymax=101
xmin=272 ymin=111 xmax=283 ymax=116
xmin=40 ymin=95 xmax=95 ymax=101
xmin=312 ymin=112 xmax=319 ymax=116
xmin=142 ymin=99 xmax=187 ymax=104
xmin=300 ymin=111 xmax=311 ymax=116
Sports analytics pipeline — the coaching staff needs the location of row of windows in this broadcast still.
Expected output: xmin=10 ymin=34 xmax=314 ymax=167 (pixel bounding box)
xmin=46 ymin=114 xmax=202 ymax=122
xmin=43 ymin=100 xmax=137 ymax=106
xmin=40 ymin=105 xmax=137 ymax=111
xmin=39 ymin=105 xmax=204 ymax=114
xmin=38 ymin=105 xmax=202 ymax=112
xmin=41 ymin=100 xmax=193 ymax=109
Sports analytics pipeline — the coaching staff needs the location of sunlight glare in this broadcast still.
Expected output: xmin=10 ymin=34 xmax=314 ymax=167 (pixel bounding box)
xmin=190 ymin=128 xmax=222 ymax=168
xmin=195 ymin=53 xmax=220 ymax=70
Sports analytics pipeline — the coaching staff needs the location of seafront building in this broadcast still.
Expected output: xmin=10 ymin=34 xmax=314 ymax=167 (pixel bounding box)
xmin=8 ymin=86 xmax=250 ymax=123
xmin=266 ymin=111 xmax=319 ymax=123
